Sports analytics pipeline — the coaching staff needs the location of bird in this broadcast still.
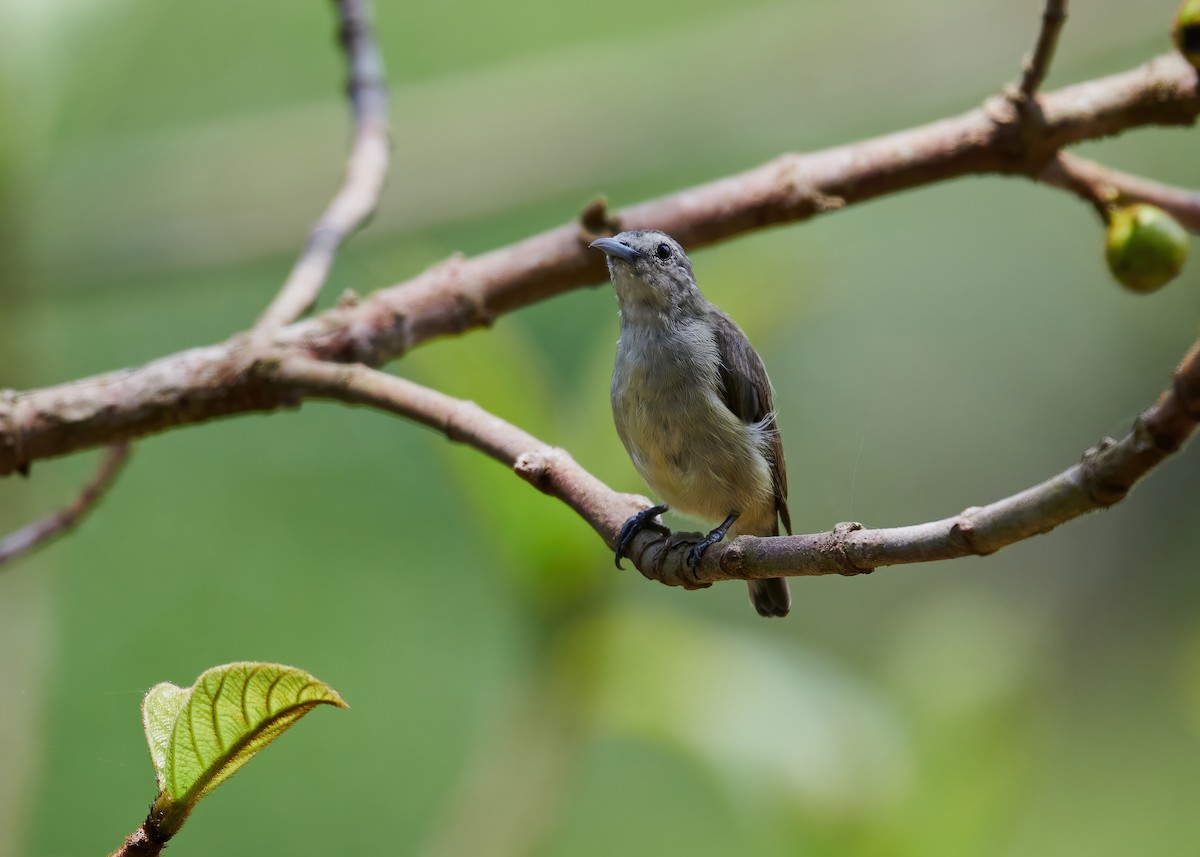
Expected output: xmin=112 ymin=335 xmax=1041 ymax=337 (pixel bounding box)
xmin=591 ymin=229 xmax=792 ymax=617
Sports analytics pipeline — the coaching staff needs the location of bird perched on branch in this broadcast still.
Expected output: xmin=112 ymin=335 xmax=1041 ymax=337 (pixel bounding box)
xmin=591 ymin=230 xmax=792 ymax=617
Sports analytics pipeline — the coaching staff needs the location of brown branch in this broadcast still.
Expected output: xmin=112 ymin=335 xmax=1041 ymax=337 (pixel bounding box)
xmin=678 ymin=334 xmax=1200 ymax=584
xmin=254 ymin=0 xmax=390 ymax=333
xmin=271 ymin=340 xmax=1200 ymax=588
xmin=0 ymin=443 xmax=130 ymax=566
xmin=271 ymin=357 xmax=645 ymax=546
xmin=0 ymin=53 xmax=1197 ymax=475
xmin=109 ymin=816 xmax=168 ymax=857
xmin=1016 ymin=0 xmax=1068 ymax=100
xmin=278 ymin=52 xmax=1200 ymax=365
xmin=1040 ymin=151 xmax=1200 ymax=230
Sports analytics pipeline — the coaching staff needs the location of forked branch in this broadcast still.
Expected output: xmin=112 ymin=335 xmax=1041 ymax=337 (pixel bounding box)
xmin=271 ymin=335 xmax=1200 ymax=588
xmin=5 ymin=4 xmax=1200 ymax=594
xmin=1041 ymin=151 xmax=1200 ymax=229
xmin=254 ymin=0 xmax=391 ymax=333
xmin=1 ymin=51 xmax=1198 ymax=478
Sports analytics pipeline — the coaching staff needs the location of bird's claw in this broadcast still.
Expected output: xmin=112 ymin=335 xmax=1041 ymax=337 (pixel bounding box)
xmin=615 ymin=504 xmax=670 ymax=569
xmin=685 ymin=512 xmax=739 ymax=570
xmin=685 ymin=534 xmax=719 ymax=570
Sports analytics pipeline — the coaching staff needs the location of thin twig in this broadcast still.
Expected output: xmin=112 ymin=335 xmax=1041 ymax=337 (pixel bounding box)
xmin=0 ymin=443 xmax=131 ymax=566
xmin=1041 ymin=151 xmax=1200 ymax=230
xmin=272 ymin=342 xmax=1200 ymax=588
xmin=0 ymin=53 xmax=1197 ymax=475
xmin=1017 ymin=0 xmax=1068 ymax=99
xmin=254 ymin=0 xmax=390 ymax=333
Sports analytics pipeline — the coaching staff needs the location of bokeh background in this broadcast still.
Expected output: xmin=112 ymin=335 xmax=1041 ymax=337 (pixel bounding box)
xmin=2 ymin=0 xmax=1199 ymax=854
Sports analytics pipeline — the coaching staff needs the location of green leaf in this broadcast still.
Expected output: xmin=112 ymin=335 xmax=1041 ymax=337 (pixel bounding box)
xmin=142 ymin=662 xmax=346 ymax=836
xmin=141 ymin=682 xmax=189 ymax=791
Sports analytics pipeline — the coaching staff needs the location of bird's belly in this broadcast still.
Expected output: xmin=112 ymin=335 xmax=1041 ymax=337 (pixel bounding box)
xmin=612 ymin=381 xmax=773 ymax=527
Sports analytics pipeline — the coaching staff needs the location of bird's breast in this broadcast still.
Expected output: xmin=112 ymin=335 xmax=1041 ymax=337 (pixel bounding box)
xmin=611 ymin=320 xmax=774 ymax=527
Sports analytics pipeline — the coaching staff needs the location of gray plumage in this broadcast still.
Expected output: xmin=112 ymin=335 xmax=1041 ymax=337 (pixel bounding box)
xmin=592 ymin=229 xmax=791 ymax=618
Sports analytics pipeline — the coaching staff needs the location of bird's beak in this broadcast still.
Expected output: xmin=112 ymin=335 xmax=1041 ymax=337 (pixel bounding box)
xmin=590 ymin=237 xmax=637 ymax=262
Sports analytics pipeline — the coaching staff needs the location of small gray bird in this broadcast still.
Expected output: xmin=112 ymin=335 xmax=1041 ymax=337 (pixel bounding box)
xmin=591 ymin=229 xmax=792 ymax=618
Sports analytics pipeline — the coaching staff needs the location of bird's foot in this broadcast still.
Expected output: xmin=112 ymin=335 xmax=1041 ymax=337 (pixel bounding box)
xmin=615 ymin=504 xmax=670 ymax=569
xmin=685 ymin=512 xmax=739 ymax=569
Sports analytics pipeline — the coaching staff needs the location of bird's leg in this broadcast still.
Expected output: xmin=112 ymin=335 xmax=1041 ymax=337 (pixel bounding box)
xmin=614 ymin=504 xmax=670 ymax=569
xmin=686 ymin=512 xmax=739 ymax=569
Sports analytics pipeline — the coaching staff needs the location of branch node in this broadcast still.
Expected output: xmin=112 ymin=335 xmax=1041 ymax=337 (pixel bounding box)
xmin=431 ymin=253 xmax=496 ymax=332
xmin=622 ymin=527 xmax=713 ymax=590
xmin=659 ymin=531 xmax=713 ymax=590
xmin=1037 ymin=153 xmax=1118 ymax=222
xmin=454 ymin=288 xmax=496 ymax=330
xmin=779 ymin=157 xmax=845 ymax=214
xmin=1132 ymin=409 xmax=1178 ymax=456
xmin=718 ymin=535 xmax=747 ymax=577
xmin=143 ymin=804 xmax=172 ymax=845
xmin=983 ymin=92 xmax=1019 ymax=128
xmin=951 ymin=506 xmax=993 ymax=555
xmin=579 ymin=196 xmax=621 ymax=243
xmin=1079 ymin=437 xmax=1129 ymax=506
xmin=513 ymin=449 xmax=556 ymax=493
xmin=831 ymin=521 xmax=874 ymax=575
xmin=992 ymin=87 xmax=1053 ymax=169
xmin=329 ymin=302 xmax=410 ymax=365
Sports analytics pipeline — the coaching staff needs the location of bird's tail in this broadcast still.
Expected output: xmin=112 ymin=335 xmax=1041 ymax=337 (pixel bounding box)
xmin=748 ymin=578 xmax=790 ymax=618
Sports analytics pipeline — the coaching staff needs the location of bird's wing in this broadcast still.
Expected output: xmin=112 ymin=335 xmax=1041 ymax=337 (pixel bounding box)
xmin=712 ymin=310 xmax=791 ymax=535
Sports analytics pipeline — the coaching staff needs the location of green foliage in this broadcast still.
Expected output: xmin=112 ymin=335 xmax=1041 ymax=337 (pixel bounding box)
xmin=141 ymin=663 xmax=346 ymax=837
xmin=4 ymin=2 xmax=1200 ymax=856
xmin=562 ymin=607 xmax=908 ymax=813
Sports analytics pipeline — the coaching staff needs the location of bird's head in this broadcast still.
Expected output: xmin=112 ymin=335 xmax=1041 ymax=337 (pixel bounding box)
xmin=590 ymin=230 xmax=701 ymax=315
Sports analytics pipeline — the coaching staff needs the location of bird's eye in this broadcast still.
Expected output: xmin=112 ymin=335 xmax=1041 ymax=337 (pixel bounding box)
xmin=655 ymin=243 xmax=672 ymax=261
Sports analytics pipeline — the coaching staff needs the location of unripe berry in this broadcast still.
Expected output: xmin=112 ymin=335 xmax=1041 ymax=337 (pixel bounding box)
xmin=1174 ymin=0 xmax=1200 ymax=70
xmin=1105 ymin=204 xmax=1190 ymax=293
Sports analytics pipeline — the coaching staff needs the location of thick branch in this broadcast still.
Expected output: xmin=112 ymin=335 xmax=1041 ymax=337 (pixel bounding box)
xmin=0 ymin=340 xmax=295 ymax=473
xmin=0 ymin=53 xmax=1197 ymax=474
xmin=280 ymin=52 xmax=1200 ymax=365
xmin=0 ymin=443 xmax=130 ymax=566
xmin=254 ymin=0 xmax=390 ymax=333
xmin=271 ymin=341 xmax=1200 ymax=587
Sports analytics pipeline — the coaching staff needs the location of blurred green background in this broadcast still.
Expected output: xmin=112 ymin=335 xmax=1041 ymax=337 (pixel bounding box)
xmin=2 ymin=0 xmax=1199 ymax=854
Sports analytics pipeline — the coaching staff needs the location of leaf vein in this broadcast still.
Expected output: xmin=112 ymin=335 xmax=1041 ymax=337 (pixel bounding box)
xmin=263 ymin=669 xmax=287 ymax=712
xmin=241 ymin=663 xmax=264 ymax=726
xmin=210 ymin=668 xmax=231 ymax=753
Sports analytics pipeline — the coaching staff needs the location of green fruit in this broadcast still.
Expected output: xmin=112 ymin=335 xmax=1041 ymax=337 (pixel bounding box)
xmin=1175 ymin=0 xmax=1200 ymax=70
xmin=1105 ymin=204 xmax=1190 ymax=293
